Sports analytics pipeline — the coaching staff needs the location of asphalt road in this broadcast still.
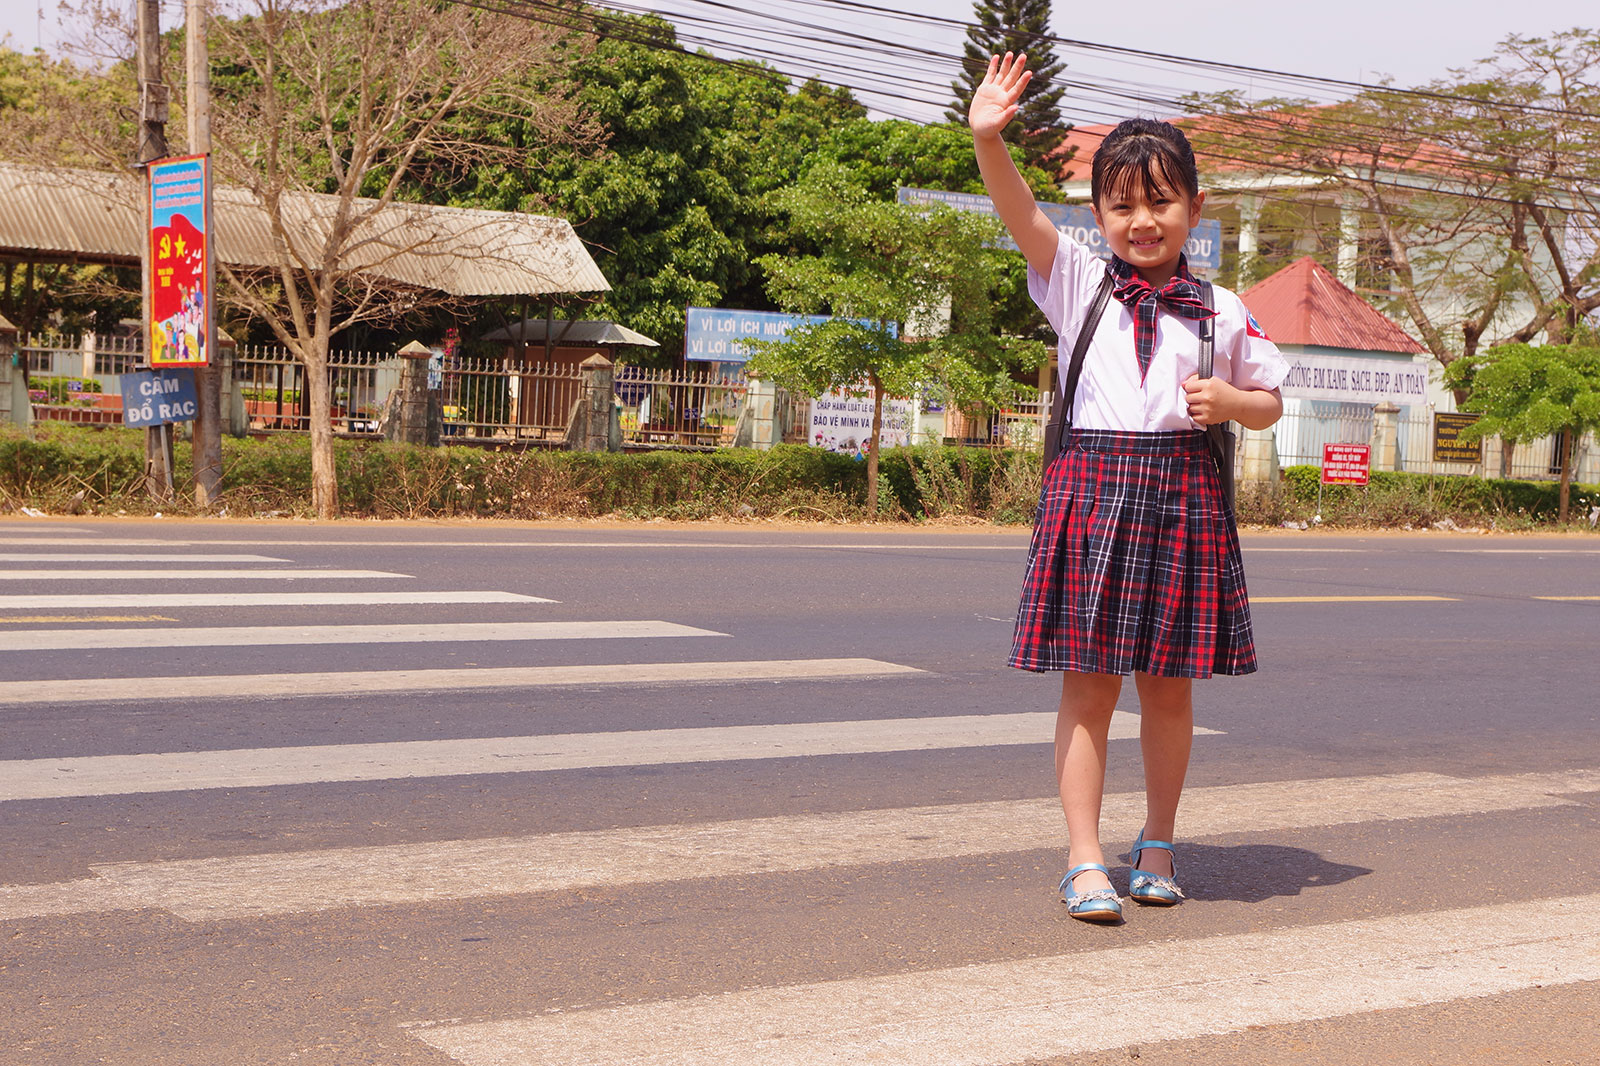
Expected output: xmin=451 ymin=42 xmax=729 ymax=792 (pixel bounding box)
xmin=1 ymin=517 xmax=1597 ymax=1065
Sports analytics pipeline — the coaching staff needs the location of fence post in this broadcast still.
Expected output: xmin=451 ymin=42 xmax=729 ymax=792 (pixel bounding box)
xmin=567 ymin=353 xmax=614 ymax=452
xmin=735 ymin=374 xmax=778 ymax=450
xmin=0 ymin=314 xmax=28 ymax=428
xmin=387 ymin=340 xmax=438 ymax=446
xmin=218 ymin=330 xmax=247 ymax=436
xmin=80 ymin=331 xmax=97 ymax=381
xmin=1370 ymin=402 xmax=1401 ymax=471
xmin=1239 ymin=425 xmax=1279 ymax=488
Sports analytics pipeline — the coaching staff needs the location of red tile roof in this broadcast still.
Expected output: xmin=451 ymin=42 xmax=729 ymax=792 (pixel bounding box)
xmin=1048 ymin=110 xmax=1466 ymax=185
xmin=1240 ymin=256 xmax=1426 ymax=354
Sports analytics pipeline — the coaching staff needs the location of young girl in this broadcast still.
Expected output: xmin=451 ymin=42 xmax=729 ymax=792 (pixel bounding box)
xmin=970 ymin=54 xmax=1288 ymax=923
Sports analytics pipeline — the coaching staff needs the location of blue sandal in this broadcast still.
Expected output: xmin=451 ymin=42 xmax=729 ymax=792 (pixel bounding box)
xmin=1060 ymin=862 xmax=1123 ymax=923
xmin=1128 ymin=832 xmax=1184 ymax=906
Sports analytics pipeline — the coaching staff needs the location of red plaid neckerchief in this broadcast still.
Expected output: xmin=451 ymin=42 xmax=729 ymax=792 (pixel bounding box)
xmin=1107 ymin=255 xmax=1217 ymax=382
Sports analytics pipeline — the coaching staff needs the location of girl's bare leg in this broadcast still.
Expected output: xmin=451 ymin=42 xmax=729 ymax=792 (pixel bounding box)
xmin=1132 ymin=671 xmax=1194 ymax=877
xmin=1056 ymin=671 xmax=1124 ymax=893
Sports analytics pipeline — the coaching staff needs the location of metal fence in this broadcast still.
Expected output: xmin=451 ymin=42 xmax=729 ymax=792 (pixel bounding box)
xmin=17 ymin=334 xmax=1595 ymax=479
xmin=1274 ymin=406 xmax=1597 ymax=483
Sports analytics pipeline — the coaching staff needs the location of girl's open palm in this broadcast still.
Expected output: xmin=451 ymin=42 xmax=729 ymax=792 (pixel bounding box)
xmin=968 ymin=53 xmax=1031 ymax=139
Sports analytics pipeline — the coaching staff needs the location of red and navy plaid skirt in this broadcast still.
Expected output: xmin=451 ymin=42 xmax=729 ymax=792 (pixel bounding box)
xmin=1010 ymin=429 xmax=1257 ymax=678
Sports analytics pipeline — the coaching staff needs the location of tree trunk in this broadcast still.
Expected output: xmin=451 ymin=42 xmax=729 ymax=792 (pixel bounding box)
xmin=1557 ymin=429 xmax=1573 ymax=525
xmin=867 ymin=375 xmax=885 ymax=515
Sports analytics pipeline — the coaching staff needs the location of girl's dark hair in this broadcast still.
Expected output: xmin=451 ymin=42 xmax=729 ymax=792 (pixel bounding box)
xmin=1090 ymin=118 xmax=1201 ymax=205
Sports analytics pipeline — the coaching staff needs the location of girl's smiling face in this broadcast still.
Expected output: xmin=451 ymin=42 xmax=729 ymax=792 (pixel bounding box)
xmin=1091 ymin=166 xmax=1205 ymax=286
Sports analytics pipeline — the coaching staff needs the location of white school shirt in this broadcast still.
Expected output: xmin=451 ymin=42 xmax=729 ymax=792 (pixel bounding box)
xmin=1029 ymin=235 xmax=1289 ymax=432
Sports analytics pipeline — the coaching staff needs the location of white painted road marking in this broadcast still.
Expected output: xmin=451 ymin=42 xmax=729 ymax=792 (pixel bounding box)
xmin=0 ymin=569 xmax=408 ymax=581
xmin=0 ymin=591 xmax=552 ymax=609
xmin=0 ymin=708 xmax=1198 ymax=802
xmin=1252 ymin=595 xmax=1458 ymax=603
xmin=413 ymin=893 xmax=1600 ymax=1066
xmin=0 ymin=657 xmax=920 ymax=708
xmin=0 ymin=620 xmax=726 ymax=652
xmin=3 ymin=768 xmax=1590 ymax=922
xmin=0 ymin=553 xmax=289 ymax=562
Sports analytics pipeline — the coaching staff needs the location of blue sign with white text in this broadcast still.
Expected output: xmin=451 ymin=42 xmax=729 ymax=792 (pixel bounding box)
xmin=685 ymin=308 xmax=896 ymax=363
xmin=897 ymin=187 xmax=1224 ymax=272
xmin=120 ymin=369 xmax=199 ymax=427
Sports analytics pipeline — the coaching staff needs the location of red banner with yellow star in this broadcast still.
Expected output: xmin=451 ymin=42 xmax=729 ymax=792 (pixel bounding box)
xmin=147 ymin=155 xmax=213 ymax=367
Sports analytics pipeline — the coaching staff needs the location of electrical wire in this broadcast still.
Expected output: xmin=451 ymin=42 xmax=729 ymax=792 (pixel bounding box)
xmin=443 ymin=0 xmax=1599 ymax=211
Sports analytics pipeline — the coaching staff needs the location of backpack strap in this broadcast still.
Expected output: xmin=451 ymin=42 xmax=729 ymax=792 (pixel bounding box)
xmin=1195 ymin=280 xmax=1236 ymax=512
xmin=1043 ymin=273 xmax=1114 ymax=465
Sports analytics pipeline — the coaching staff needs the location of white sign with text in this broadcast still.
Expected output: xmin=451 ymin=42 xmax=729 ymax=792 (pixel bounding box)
xmin=1279 ymin=352 xmax=1429 ymax=406
xmin=809 ymin=391 xmax=913 ymax=456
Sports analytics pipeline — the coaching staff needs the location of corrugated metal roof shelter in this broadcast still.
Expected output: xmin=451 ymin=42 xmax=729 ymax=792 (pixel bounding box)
xmin=480 ymin=318 xmax=657 ymax=347
xmin=1241 ymin=256 xmax=1426 ymax=354
xmin=0 ymin=162 xmax=609 ymax=297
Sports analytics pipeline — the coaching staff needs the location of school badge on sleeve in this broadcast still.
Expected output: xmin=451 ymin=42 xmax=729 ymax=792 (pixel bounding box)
xmin=1245 ymin=309 xmax=1272 ymax=341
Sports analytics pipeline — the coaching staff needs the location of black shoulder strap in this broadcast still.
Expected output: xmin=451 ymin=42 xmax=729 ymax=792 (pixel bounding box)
xmin=1197 ymin=279 xmax=1215 ymax=377
xmin=1044 ymin=273 xmax=1114 ymax=460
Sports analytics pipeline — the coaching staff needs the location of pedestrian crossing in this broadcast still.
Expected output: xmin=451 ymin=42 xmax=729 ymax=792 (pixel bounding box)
xmin=3 ymin=767 xmax=1593 ymax=922
xmin=3 ymin=521 xmax=1597 ymax=1063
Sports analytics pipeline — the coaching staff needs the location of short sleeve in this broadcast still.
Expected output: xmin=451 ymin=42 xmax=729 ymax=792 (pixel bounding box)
xmin=1026 ymin=238 xmax=1070 ymax=337
xmin=1027 ymin=236 xmax=1106 ymax=340
xmin=1219 ymin=289 xmax=1289 ymax=392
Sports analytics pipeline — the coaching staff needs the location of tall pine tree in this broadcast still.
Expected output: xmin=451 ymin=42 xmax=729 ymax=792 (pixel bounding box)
xmin=947 ymin=0 xmax=1069 ymax=168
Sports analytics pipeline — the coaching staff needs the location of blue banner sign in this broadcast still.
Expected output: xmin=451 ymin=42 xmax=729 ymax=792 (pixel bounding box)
xmin=685 ymin=308 xmax=895 ymax=363
xmin=120 ymin=368 xmax=199 ymax=427
xmin=897 ymin=187 xmax=1223 ymax=272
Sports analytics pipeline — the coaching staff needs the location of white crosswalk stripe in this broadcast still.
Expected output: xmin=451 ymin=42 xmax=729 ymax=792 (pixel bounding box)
xmin=413 ymin=895 xmax=1600 ymax=1066
xmin=0 ymin=656 xmax=922 ymax=708
xmin=0 ymin=590 xmax=552 ymax=608
xmin=0 ymin=568 xmax=410 ymax=580
xmin=0 ymin=620 xmax=725 ymax=652
xmin=0 ymin=553 xmax=289 ymax=562
xmin=2 ymin=767 xmax=1592 ymax=922
xmin=0 ymin=709 xmax=1173 ymax=801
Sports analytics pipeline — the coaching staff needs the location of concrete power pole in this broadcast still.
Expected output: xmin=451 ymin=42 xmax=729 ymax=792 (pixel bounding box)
xmin=187 ymin=0 xmax=224 ymax=507
xmin=136 ymin=0 xmax=175 ymax=501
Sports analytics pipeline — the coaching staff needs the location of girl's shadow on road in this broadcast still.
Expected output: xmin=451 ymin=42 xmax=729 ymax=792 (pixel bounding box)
xmin=1119 ymin=842 xmax=1371 ymax=904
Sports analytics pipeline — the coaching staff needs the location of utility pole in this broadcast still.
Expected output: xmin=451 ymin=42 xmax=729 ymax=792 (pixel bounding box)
xmin=187 ymin=0 xmax=224 ymax=507
xmin=136 ymin=0 xmax=174 ymax=501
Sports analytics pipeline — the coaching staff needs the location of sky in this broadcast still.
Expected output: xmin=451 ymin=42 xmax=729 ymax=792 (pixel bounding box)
xmin=2 ymin=0 xmax=1592 ymax=123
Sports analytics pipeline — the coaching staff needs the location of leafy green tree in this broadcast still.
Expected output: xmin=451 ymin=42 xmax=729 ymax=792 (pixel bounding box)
xmin=0 ymin=44 xmax=142 ymax=333
xmin=947 ymin=0 xmax=1068 ymax=167
xmin=1444 ymin=340 xmax=1600 ymax=522
xmin=746 ymin=163 xmax=1046 ymax=509
xmin=1183 ymin=30 xmax=1600 ymax=386
xmin=432 ymin=21 xmax=866 ymax=360
xmin=201 ymin=0 xmax=594 ymax=519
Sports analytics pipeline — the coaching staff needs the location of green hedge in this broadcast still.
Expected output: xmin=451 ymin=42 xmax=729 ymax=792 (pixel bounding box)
xmin=4 ymin=425 xmax=1594 ymax=528
xmin=1235 ymin=465 xmax=1600 ymax=528
xmin=0 ymin=425 xmax=1044 ymax=522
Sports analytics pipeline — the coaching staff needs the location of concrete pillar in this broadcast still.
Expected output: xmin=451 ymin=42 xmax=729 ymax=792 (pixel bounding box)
xmin=566 ymin=353 xmax=615 ymax=452
xmin=1338 ymin=194 xmax=1361 ymax=289
xmin=1239 ymin=424 xmax=1280 ymax=487
xmin=1370 ymin=402 xmax=1401 ymax=472
xmin=734 ymin=375 xmax=778 ymax=450
xmin=1 ymin=314 xmax=29 ymax=427
xmin=80 ymin=331 xmax=97 ymax=381
xmin=387 ymin=340 xmax=438 ymax=446
xmin=217 ymin=329 xmax=247 ymax=436
xmin=1236 ymin=194 xmax=1261 ymax=282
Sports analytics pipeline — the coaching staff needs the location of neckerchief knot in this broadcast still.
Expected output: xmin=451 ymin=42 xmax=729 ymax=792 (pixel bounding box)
xmin=1107 ymin=255 xmax=1217 ymax=382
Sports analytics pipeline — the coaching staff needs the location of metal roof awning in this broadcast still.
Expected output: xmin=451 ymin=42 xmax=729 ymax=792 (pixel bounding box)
xmin=481 ymin=318 xmax=658 ymax=347
xmin=0 ymin=162 xmax=610 ymax=297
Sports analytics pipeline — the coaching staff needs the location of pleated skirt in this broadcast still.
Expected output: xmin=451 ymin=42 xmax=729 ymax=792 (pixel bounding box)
xmin=1009 ymin=429 xmax=1257 ymax=678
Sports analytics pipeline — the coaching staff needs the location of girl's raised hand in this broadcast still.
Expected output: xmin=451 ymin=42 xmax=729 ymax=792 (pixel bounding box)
xmin=968 ymin=52 xmax=1031 ymax=140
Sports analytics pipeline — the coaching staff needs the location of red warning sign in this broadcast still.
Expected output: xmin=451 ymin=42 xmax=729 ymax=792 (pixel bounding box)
xmin=1321 ymin=443 xmax=1371 ymax=485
